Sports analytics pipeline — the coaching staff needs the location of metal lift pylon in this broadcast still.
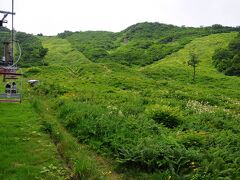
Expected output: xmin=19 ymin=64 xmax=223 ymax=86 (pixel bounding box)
xmin=0 ymin=0 xmax=23 ymax=103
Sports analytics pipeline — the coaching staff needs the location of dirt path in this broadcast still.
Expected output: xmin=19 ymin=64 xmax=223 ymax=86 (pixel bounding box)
xmin=33 ymin=98 xmax=123 ymax=180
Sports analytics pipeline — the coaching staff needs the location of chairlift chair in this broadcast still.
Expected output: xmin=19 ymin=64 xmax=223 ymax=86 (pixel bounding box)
xmin=0 ymin=68 xmax=22 ymax=103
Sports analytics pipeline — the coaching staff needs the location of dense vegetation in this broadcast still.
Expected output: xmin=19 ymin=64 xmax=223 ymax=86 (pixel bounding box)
xmin=213 ymin=32 xmax=240 ymax=76
xmin=28 ymin=28 xmax=240 ymax=179
xmin=58 ymin=22 xmax=240 ymax=66
xmin=0 ymin=28 xmax=48 ymax=67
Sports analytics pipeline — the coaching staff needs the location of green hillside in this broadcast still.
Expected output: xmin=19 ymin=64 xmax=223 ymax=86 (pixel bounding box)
xmin=58 ymin=22 xmax=240 ymax=66
xmin=1 ymin=23 xmax=240 ymax=179
xmin=26 ymin=31 xmax=240 ymax=179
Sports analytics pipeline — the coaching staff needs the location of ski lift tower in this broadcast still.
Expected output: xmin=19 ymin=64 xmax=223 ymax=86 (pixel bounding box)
xmin=0 ymin=0 xmax=23 ymax=103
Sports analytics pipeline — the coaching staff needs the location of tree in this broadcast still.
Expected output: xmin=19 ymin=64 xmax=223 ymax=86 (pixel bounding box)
xmin=187 ymin=52 xmax=200 ymax=82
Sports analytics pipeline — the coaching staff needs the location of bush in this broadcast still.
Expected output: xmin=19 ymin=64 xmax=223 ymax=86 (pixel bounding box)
xmin=146 ymin=105 xmax=182 ymax=128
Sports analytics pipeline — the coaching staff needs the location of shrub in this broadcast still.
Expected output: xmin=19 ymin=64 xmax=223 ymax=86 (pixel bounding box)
xmin=146 ymin=105 xmax=182 ymax=128
xmin=33 ymin=82 xmax=68 ymax=97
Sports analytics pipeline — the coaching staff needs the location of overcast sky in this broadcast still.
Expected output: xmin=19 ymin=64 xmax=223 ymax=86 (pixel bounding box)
xmin=1 ymin=0 xmax=240 ymax=35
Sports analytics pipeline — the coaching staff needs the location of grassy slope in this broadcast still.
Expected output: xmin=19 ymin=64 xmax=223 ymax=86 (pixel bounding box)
xmin=41 ymin=37 xmax=90 ymax=66
xmin=34 ymin=32 xmax=240 ymax=178
xmin=62 ymin=23 xmax=240 ymax=66
xmin=40 ymin=32 xmax=240 ymax=111
xmin=141 ymin=33 xmax=240 ymax=102
xmin=0 ymin=102 xmax=68 ymax=179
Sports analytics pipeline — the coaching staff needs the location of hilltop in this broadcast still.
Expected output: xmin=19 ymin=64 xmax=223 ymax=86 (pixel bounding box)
xmin=58 ymin=22 xmax=240 ymax=66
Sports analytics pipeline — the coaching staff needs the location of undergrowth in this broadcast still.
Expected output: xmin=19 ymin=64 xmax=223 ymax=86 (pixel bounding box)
xmin=31 ymin=98 xmax=104 ymax=179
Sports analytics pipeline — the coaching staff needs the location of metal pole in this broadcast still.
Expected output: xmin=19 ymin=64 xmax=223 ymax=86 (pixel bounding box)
xmin=11 ymin=0 xmax=14 ymax=64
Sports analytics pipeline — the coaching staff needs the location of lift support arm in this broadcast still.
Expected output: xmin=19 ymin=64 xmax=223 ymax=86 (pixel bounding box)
xmin=0 ymin=10 xmax=16 ymax=15
xmin=0 ymin=10 xmax=15 ymax=26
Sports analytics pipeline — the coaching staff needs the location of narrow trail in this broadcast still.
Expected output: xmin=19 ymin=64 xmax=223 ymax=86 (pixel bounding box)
xmin=35 ymin=98 xmax=123 ymax=180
